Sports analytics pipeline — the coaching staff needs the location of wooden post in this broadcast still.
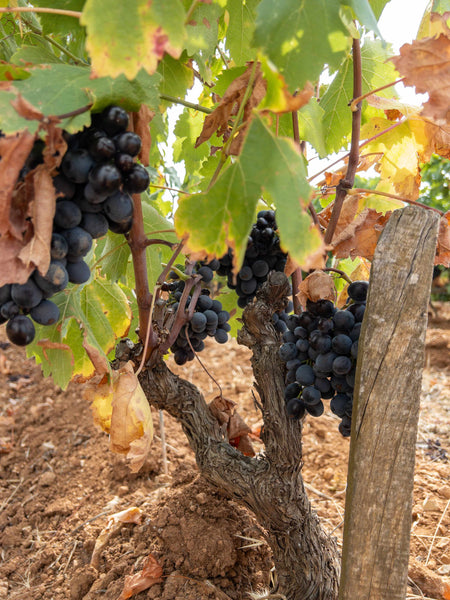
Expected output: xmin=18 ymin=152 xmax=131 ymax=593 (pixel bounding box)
xmin=338 ymin=206 xmax=440 ymax=600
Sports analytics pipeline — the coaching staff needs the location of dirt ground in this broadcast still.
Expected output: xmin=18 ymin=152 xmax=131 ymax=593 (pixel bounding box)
xmin=0 ymin=304 xmax=449 ymax=600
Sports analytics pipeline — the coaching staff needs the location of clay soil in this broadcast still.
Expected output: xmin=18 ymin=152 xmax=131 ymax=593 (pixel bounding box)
xmin=0 ymin=305 xmax=449 ymax=600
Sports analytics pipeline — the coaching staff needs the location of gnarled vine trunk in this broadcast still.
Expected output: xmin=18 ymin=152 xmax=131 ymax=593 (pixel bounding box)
xmin=138 ymin=272 xmax=340 ymax=600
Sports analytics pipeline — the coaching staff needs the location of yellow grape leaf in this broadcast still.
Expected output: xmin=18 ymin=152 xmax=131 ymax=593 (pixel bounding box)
xmin=360 ymin=118 xmax=422 ymax=199
xmin=83 ymin=375 xmax=113 ymax=433
xmin=81 ymin=0 xmax=186 ymax=79
xmin=110 ymin=362 xmax=154 ymax=472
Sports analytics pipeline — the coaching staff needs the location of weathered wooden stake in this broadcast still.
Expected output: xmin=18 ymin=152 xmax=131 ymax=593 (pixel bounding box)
xmin=338 ymin=206 xmax=440 ymax=600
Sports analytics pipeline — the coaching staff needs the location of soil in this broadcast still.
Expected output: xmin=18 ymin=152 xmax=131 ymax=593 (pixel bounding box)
xmin=0 ymin=304 xmax=449 ymax=600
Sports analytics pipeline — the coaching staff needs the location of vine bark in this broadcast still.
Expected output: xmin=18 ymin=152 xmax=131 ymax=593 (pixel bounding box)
xmin=138 ymin=272 xmax=341 ymax=600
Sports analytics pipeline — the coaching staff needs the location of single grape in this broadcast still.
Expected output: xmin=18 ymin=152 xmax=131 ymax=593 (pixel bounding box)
xmin=114 ymin=132 xmax=142 ymax=156
xmin=0 ymin=284 xmax=12 ymax=305
xmin=301 ymin=386 xmax=322 ymax=406
xmin=217 ymin=310 xmax=230 ymax=326
xmin=332 ymin=355 xmax=352 ymax=376
xmin=1 ymin=301 xmax=20 ymax=320
xmin=115 ymin=153 xmax=135 ymax=174
xmin=61 ymin=149 xmax=94 ymax=183
xmin=52 ymin=173 xmax=76 ymax=199
xmin=34 ymin=261 xmax=69 ymax=296
xmin=11 ymin=279 xmax=43 ymax=310
xmin=196 ymin=295 xmax=213 ymax=311
xmin=30 ymin=299 xmax=60 ymax=325
xmin=197 ymin=266 xmax=214 ymax=283
xmin=279 ymin=342 xmax=298 ymax=362
xmin=51 ymin=233 xmax=69 ymax=261
xmin=88 ymin=164 xmax=122 ymax=194
xmin=191 ymin=312 xmax=207 ymax=333
xmin=252 ymin=260 xmax=269 ymax=278
xmin=214 ymin=329 xmax=228 ymax=344
xmin=6 ymin=315 xmax=35 ymax=346
xmin=103 ymin=190 xmax=134 ymax=224
xmin=295 ymin=364 xmax=315 ymax=387
xmin=333 ymin=309 xmax=355 ymax=332
xmin=285 ymin=382 xmax=301 ymax=400
xmin=66 ymin=260 xmax=91 ymax=284
xmin=95 ymin=105 xmax=129 ymax=136
xmin=348 ymin=280 xmax=369 ymax=302
xmin=62 ymin=227 xmax=93 ymax=258
xmin=286 ymin=398 xmax=306 ymax=419
xmin=123 ymin=164 xmax=150 ymax=194
xmin=83 ymin=182 xmax=109 ymax=205
xmin=305 ymin=401 xmax=325 ymax=417
xmin=54 ymin=200 xmax=82 ymax=230
xmin=80 ymin=213 xmax=109 ymax=239
xmin=107 ymin=217 xmax=133 ymax=234
xmin=332 ymin=334 xmax=353 ymax=355
xmin=88 ymin=135 xmax=116 ymax=161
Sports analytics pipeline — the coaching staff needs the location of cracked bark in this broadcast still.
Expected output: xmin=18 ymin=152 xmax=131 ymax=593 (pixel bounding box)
xmin=139 ymin=271 xmax=340 ymax=600
xmin=338 ymin=206 xmax=440 ymax=600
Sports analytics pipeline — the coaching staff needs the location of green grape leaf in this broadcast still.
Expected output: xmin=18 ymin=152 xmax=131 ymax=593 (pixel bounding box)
xmin=33 ymin=0 xmax=86 ymax=37
xmin=173 ymin=108 xmax=211 ymax=176
xmin=142 ymin=201 xmax=179 ymax=290
xmin=175 ymin=115 xmax=320 ymax=270
xmin=341 ymin=0 xmax=381 ymax=37
xmin=253 ymin=0 xmax=351 ymax=91
xmin=81 ymin=0 xmax=186 ymax=79
xmin=96 ymin=232 xmax=131 ymax=282
xmin=0 ymin=64 xmax=161 ymax=134
xmin=185 ymin=1 xmax=224 ymax=58
xmin=320 ymin=39 xmax=398 ymax=153
xmin=158 ymin=53 xmax=194 ymax=103
xmin=297 ymin=99 xmax=327 ymax=159
xmin=11 ymin=44 xmax=63 ymax=65
xmin=368 ymin=0 xmax=390 ymax=19
xmin=225 ymin=0 xmax=259 ymax=65
xmin=214 ymin=66 xmax=247 ymax=96
xmin=27 ymin=277 xmax=132 ymax=390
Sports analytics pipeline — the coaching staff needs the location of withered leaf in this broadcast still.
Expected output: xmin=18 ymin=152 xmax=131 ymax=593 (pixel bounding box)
xmin=18 ymin=167 xmax=55 ymax=275
xmin=435 ymin=211 xmax=450 ymax=267
xmin=317 ymin=194 xmax=361 ymax=238
xmin=391 ymin=32 xmax=450 ymax=125
xmin=11 ymin=94 xmax=44 ymax=121
xmin=117 ymin=553 xmax=163 ymax=600
xmin=195 ymin=62 xmax=266 ymax=155
xmin=91 ymin=507 xmax=142 ymax=570
xmin=297 ymin=271 xmax=337 ymax=307
xmin=132 ymin=104 xmax=154 ymax=167
xmin=331 ymin=208 xmax=391 ymax=261
xmin=0 ymin=131 xmax=35 ymax=238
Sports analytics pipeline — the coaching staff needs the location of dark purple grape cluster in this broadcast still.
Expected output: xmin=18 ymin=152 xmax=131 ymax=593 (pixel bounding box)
xmin=1 ymin=106 xmax=147 ymax=348
xmin=166 ymin=281 xmax=231 ymax=365
xmin=279 ymin=280 xmax=369 ymax=436
xmin=217 ymin=210 xmax=287 ymax=308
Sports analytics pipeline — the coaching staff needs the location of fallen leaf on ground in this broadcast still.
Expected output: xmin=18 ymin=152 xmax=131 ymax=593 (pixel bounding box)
xmin=90 ymin=507 xmax=142 ymax=569
xmin=117 ymin=553 xmax=163 ymax=600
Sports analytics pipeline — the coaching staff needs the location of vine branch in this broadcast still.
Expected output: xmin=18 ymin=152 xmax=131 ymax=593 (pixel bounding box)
xmin=324 ymin=37 xmax=362 ymax=246
xmin=350 ymin=77 xmax=405 ymax=112
xmin=322 ymin=268 xmax=352 ymax=284
xmin=159 ymin=94 xmax=213 ymax=114
xmin=350 ymin=188 xmax=444 ymax=215
xmin=0 ymin=7 xmax=82 ymax=18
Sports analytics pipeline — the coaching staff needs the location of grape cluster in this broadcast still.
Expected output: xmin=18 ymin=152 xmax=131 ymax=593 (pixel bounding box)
xmin=217 ymin=210 xmax=287 ymax=308
xmin=279 ymin=281 xmax=369 ymax=436
xmin=166 ymin=280 xmax=231 ymax=365
xmin=1 ymin=105 xmax=148 ymax=347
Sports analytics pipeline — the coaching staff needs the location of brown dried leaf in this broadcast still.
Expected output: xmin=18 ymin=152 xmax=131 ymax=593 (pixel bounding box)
xmin=0 ymin=233 xmax=34 ymax=286
xmin=391 ymin=32 xmax=450 ymax=125
xmin=228 ymin=411 xmax=252 ymax=440
xmin=195 ymin=62 xmax=266 ymax=154
xmin=0 ymin=131 xmax=35 ymax=238
xmin=82 ymin=334 xmax=111 ymax=377
xmin=332 ymin=208 xmax=391 ymax=261
xmin=317 ymin=194 xmax=362 ymax=238
xmin=232 ymin=434 xmax=255 ymax=457
xmin=297 ymin=271 xmax=336 ymax=306
xmin=436 ymin=212 xmax=450 ymax=267
xmin=18 ymin=167 xmax=55 ymax=275
xmin=109 ymin=362 xmax=154 ymax=472
xmin=208 ymin=395 xmax=236 ymax=426
xmin=133 ymin=104 xmax=154 ymax=167
xmin=117 ymin=553 xmax=163 ymax=600
xmin=91 ymin=507 xmax=142 ymax=570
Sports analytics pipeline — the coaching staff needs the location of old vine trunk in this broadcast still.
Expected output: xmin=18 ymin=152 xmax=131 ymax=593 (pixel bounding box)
xmin=139 ymin=271 xmax=340 ymax=600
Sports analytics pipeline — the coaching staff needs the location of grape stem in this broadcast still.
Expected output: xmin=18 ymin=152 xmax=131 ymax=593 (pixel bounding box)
xmin=350 ymin=78 xmax=405 ymax=112
xmin=185 ymin=0 xmax=201 ymax=23
xmin=324 ymin=37 xmax=362 ymax=246
xmin=159 ymin=94 xmax=214 ymax=115
xmin=55 ymin=104 xmax=93 ymax=120
xmin=0 ymin=7 xmax=82 ymax=18
xmin=307 ymin=120 xmax=405 ymax=183
xmin=143 ymin=238 xmax=178 ymax=249
xmin=157 ymin=242 xmax=185 ymax=287
xmin=349 ymin=188 xmax=444 ymax=215
xmin=185 ymin=325 xmax=224 ymax=398
xmin=322 ymin=267 xmax=352 ymax=285
xmin=291 ymin=269 xmax=303 ymax=314
xmin=149 ymin=183 xmax=191 ymax=194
